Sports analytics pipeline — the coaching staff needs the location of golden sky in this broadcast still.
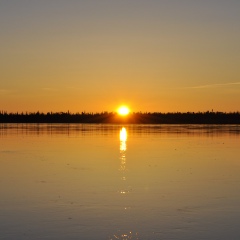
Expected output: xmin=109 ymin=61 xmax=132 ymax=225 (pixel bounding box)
xmin=0 ymin=1 xmax=240 ymax=112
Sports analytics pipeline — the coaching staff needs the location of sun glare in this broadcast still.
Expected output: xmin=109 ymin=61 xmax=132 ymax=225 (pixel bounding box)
xmin=118 ymin=106 xmax=130 ymax=116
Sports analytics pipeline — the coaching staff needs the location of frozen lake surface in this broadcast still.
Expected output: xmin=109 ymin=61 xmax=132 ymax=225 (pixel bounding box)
xmin=0 ymin=124 xmax=240 ymax=240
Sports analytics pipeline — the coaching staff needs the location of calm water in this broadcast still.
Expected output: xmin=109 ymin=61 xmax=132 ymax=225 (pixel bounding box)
xmin=0 ymin=124 xmax=240 ymax=240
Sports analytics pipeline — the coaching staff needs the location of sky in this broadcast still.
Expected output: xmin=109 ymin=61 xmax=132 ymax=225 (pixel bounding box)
xmin=0 ymin=0 xmax=240 ymax=113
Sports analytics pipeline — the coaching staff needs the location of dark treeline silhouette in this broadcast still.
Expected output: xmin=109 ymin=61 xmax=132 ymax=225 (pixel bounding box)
xmin=0 ymin=111 xmax=240 ymax=124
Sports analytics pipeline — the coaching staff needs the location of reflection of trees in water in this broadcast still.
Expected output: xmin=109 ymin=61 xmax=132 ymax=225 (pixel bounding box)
xmin=1 ymin=124 xmax=239 ymax=138
xmin=0 ymin=124 xmax=125 ymax=136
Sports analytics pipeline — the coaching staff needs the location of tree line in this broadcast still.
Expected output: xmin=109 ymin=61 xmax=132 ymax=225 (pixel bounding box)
xmin=0 ymin=111 xmax=239 ymax=124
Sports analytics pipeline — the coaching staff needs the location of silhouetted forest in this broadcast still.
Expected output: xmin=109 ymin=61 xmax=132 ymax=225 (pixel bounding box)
xmin=0 ymin=111 xmax=240 ymax=124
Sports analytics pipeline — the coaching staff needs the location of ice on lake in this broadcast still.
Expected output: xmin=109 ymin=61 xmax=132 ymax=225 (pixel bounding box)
xmin=0 ymin=124 xmax=240 ymax=240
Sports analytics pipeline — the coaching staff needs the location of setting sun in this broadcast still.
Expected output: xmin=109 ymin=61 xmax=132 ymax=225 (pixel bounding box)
xmin=118 ymin=106 xmax=130 ymax=116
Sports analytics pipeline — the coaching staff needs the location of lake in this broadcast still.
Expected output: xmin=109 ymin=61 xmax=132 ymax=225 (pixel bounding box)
xmin=0 ymin=124 xmax=240 ymax=240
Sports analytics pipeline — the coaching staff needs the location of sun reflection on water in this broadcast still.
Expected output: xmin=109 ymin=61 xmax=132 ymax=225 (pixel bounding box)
xmin=120 ymin=127 xmax=127 ymax=151
xmin=119 ymin=127 xmax=129 ymax=187
xmin=108 ymin=230 xmax=140 ymax=240
xmin=120 ymin=127 xmax=127 ymax=180
xmin=108 ymin=128 xmax=140 ymax=239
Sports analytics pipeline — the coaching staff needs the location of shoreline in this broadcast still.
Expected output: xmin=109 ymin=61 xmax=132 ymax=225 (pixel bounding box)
xmin=0 ymin=111 xmax=239 ymax=124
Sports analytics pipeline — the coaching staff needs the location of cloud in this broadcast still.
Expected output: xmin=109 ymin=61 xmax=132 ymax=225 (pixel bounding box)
xmin=184 ymin=82 xmax=240 ymax=89
xmin=66 ymin=87 xmax=82 ymax=90
xmin=42 ymin=88 xmax=59 ymax=92
xmin=0 ymin=89 xmax=16 ymax=94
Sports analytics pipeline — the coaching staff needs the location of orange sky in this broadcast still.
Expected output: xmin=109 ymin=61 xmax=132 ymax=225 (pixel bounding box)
xmin=0 ymin=1 xmax=240 ymax=113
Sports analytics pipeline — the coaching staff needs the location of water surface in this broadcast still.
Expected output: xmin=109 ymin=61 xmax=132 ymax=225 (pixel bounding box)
xmin=0 ymin=124 xmax=240 ymax=239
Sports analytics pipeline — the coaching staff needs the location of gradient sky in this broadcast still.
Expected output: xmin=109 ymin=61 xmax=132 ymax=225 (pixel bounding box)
xmin=1 ymin=0 xmax=240 ymax=112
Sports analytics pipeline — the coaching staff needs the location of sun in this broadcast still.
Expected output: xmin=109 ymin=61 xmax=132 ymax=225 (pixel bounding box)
xmin=117 ymin=106 xmax=130 ymax=116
